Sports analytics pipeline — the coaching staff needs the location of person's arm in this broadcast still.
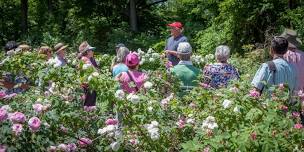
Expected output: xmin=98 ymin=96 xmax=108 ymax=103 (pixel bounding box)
xmin=251 ymin=63 xmax=269 ymax=93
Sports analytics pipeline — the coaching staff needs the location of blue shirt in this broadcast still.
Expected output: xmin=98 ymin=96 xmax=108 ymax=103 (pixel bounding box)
xmin=112 ymin=63 xmax=128 ymax=77
xmin=164 ymin=35 xmax=188 ymax=66
xmin=251 ymin=58 xmax=297 ymax=93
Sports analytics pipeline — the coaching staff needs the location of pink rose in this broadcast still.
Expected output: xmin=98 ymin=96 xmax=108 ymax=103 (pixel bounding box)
xmin=81 ymin=95 xmax=86 ymax=101
xmin=298 ymin=90 xmax=304 ymax=98
xmin=67 ymin=143 xmax=77 ymax=152
xmin=250 ymin=132 xmax=257 ymax=141
xmin=11 ymin=124 xmax=23 ymax=136
xmin=58 ymin=144 xmax=68 ymax=152
xmin=249 ymin=89 xmax=260 ymax=99
xmin=203 ymin=146 xmax=210 ymax=152
xmin=0 ymin=108 xmax=8 ymax=122
xmin=0 ymin=92 xmax=6 ymax=98
xmin=165 ymin=61 xmax=172 ymax=69
xmin=28 ymin=117 xmax=41 ymax=132
xmin=78 ymin=138 xmax=92 ymax=148
xmin=32 ymin=103 xmax=44 ymax=113
xmin=83 ymin=106 xmax=96 ymax=112
xmin=200 ymin=83 xmax=210 ymax=89
xmin=60 ymin=125 xmax=68 ymax=133
xmin=0 ymin=145 xmax=7 ymax=152
xmin=10 ymin=112 xmax=26 ymax=123
xmin=292 ymin=112 xmax=300 ymax=118
xmin=105 ymin=118 xmax=118 ymax=126
xmin=294 ymin=123 xmax=303 ymax=129
xmin=189 ymin=102 xmax=197 ymax=108
xmin=280 ymin=105 xmax=288 ymax=112
xmin=176 ymin=118 xmax=185 ymax=129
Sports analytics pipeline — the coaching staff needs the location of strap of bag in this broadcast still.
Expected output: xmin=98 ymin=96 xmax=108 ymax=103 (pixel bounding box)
xmin=267 ymin=61 xmax=276 ymax=84
xmin=126 ymin=71 xmax=139 ymax=92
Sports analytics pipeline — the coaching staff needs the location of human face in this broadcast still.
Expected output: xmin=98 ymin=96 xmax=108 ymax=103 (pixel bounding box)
xmin=87 ymin=50 xmax=94 ymax=58
xmin=170 ymin=27 xmax=181 ymax=38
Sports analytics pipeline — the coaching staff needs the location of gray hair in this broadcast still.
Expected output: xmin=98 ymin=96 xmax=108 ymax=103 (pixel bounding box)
xmin=116 ymin=47 xmax=130 ymax=63
xmin=215 ymin=45 xmax=230 ymax=62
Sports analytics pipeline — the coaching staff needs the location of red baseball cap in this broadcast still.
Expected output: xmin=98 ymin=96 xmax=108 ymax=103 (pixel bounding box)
xmin=167 ymin=22 xmax=183 ymax=29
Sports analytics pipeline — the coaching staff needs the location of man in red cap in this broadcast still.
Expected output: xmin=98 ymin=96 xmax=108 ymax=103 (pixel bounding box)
xmin=164 ymin=21 xmax=188 ymax=66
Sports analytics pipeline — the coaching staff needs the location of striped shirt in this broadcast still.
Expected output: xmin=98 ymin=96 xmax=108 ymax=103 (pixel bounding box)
xmin=251 ymin=58 xmax=297 ymax=93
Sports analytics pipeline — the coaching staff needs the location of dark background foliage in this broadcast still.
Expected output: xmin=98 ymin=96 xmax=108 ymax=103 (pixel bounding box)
xmin=0 ymin=0 xmax=303 ymax=54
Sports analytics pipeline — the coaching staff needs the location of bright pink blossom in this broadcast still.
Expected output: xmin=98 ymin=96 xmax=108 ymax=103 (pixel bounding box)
xmin=11 ymin=124 xmax=23 ymax=136
xmin=280 ymin=105 xmax=288 ymax=112
xmin=294 ymin=123 xmax=303 ymax=129
xmin=0 ymin=108 xmax=8 ymax=122
xmin=249 ymin=89 xmax=260 ymax=99
xmin=28 ymin=117 xmax=41 ymax=132
xmin=200 ymin=83 xmax=210 ymax=89
xmin=10 ymin=112 xmax=26 ymax=123
xmin=78 ymin=138 xmax=92 ymax=148
xmin=105 ymin=118 xmax=118 ymax=126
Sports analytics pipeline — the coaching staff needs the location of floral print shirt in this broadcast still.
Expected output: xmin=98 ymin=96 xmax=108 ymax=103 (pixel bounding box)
xmin=203 ymin=63 xmax=240 ymax=88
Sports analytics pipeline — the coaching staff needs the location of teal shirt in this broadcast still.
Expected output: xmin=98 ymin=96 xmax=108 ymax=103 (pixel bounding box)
xmin=171 ymin=61 xmax=201 ymax=90
xmin=112 ymin=63 xmax=128 ymax=77
xmin=251 ymin=58 xmax=297 ymax=93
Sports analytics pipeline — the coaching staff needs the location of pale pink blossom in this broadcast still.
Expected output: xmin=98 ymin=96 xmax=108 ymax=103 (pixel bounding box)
xmin=189 ymin=102 xmax=197 ymax=108
xmin=58 ymin=144 xmax=68 ymax=152
xmin=105 ymin=118 xmax=118 ymax=126
xmin=229 ymin=86 xmax=239 ymax=93
xmin=47 ymin=146 xmax=57 ymax=152
xmin=292 ymin=112 xmax=300 ymax=118
xmin=10 ymin=112 xmax=26 ymax=123
xmin=280 ymin=105 xmax=288 ymax=112
xmin=294 ymin=123 xmax=303 ymax=129
xmin=200 ymin=83 xmax=210 ymax=89
xmin=28 ymin=117 xmax=41 ymax=132
xmin=0 ymin=108 xmax=8 ymax=122
xmin=203 ymin=146 xmax=210 ymax=152
xmin=0 ymin=145 xmax=7 ymax=152
xmin=32 ymin=103 xmax=44 ymax=113
xmin=67 ymin=143 xmax=77 ymax=152
xmin=278 ymin=83 xmax=284 ymax=90
xmin=11 ymin=124 xmax=23 ymax=136
xmin=78 ymin=138 xmax=92 ymax=148
xmin=83 ymin=106 xmax=96 ymax=112
xmin=60 ymin=125 xmax=68 ymax=133
xmin=165 ymin=61 xmax=172 ymax=69
xmin=176 ymin=118 xmax=185 ymax=129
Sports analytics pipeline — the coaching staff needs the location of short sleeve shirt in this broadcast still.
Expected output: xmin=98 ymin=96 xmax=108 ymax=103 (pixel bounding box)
xmin=164 ymin=35 xmax=188 ymax=66
xmin=119 ymin=71 xmax=148 ymax=93
xmin=251 ymin=58 xmax=297 ymax=93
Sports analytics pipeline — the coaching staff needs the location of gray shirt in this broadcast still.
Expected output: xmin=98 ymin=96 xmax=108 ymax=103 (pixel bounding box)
xmin=164 ymin=35 xmax=187 ymax=66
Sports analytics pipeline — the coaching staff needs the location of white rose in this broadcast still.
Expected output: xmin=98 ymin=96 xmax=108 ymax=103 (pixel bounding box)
xmin=233 ymin=106 xmax=240 ymax=113
xmin=222 ymin=99 xmax=232 ymax=109
xmin=92 ymin=72 xmax=99 ymax=77
xmin=147 ymin=106 xmax=153 ymax=112
xmin=110 ymin=142 xmax=120 ymax=151
xmin=115 ymin=90 xmax=125 ymax=100
xmin=150 ymin=131 xmax=160 ymax=140
xmin=186 ymin=118 xmax=195 ymax=124
xmin=151 ymin=121 xmax=159 ymax=127
xmin=147 ymin=48 xmax=153 ymax=54
xmin=88 ymin=75 xmax=93 ymax=81
xmin=98 ymin=128 xmax=108 ymax=135
xmin=127 ymin=94 xmax=140 ymax=104
xmin=149 ymin=58 xmax=155 ymax=62
xmin=83 ymin=64 xmax=91 ymax=70
xmin=144 ymin=81 xmax=153 ymax=89
xmin=152 ymin=53 xmax=160 ymax=58
xmin=72 ymin=59 xmax=77 ymax=65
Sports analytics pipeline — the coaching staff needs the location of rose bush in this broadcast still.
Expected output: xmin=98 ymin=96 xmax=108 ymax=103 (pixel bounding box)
xmin=0 ymin=49 xmax=303 ymax=151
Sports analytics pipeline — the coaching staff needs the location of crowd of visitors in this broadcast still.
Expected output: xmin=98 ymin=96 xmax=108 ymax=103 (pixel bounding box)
xmin=0 ymin=22 xmax=303 ymax=114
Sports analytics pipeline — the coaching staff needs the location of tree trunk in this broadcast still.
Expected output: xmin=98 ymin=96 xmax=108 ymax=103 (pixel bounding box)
xmin=21 ymin=0 xmax=28 ymax=34
xmin=129 ymin=0 xmax=138 ymax=32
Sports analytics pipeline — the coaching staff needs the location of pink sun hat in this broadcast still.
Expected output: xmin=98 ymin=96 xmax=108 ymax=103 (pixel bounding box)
xmin=125 ymin=52 xmax=140 ymax=67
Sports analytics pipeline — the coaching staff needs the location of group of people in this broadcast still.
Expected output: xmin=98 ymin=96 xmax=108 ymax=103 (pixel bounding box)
xmin=0 ymin=22 xmax=303 ymax=107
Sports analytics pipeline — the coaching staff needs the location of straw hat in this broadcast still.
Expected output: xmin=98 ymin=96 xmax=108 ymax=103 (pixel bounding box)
xmin=280 ymin=28 xmax=302 ymax=48
xmin=54 ymin=43 xmax=68 ymax=53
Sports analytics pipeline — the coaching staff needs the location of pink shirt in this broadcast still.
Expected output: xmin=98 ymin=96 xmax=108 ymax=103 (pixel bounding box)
xmin=284 ymin=49 xmax=304 ymax=91
xmin=118 ymin=70 xmax=148 ymax=93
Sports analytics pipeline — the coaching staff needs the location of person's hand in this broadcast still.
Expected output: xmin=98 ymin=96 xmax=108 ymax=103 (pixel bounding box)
xmin=165 ymin=50 xmax=177 ymax=57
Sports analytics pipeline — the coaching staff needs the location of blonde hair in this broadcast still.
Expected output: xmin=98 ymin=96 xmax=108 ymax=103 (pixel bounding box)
xmin=116 ymin=47 xmax=130 ymax=63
